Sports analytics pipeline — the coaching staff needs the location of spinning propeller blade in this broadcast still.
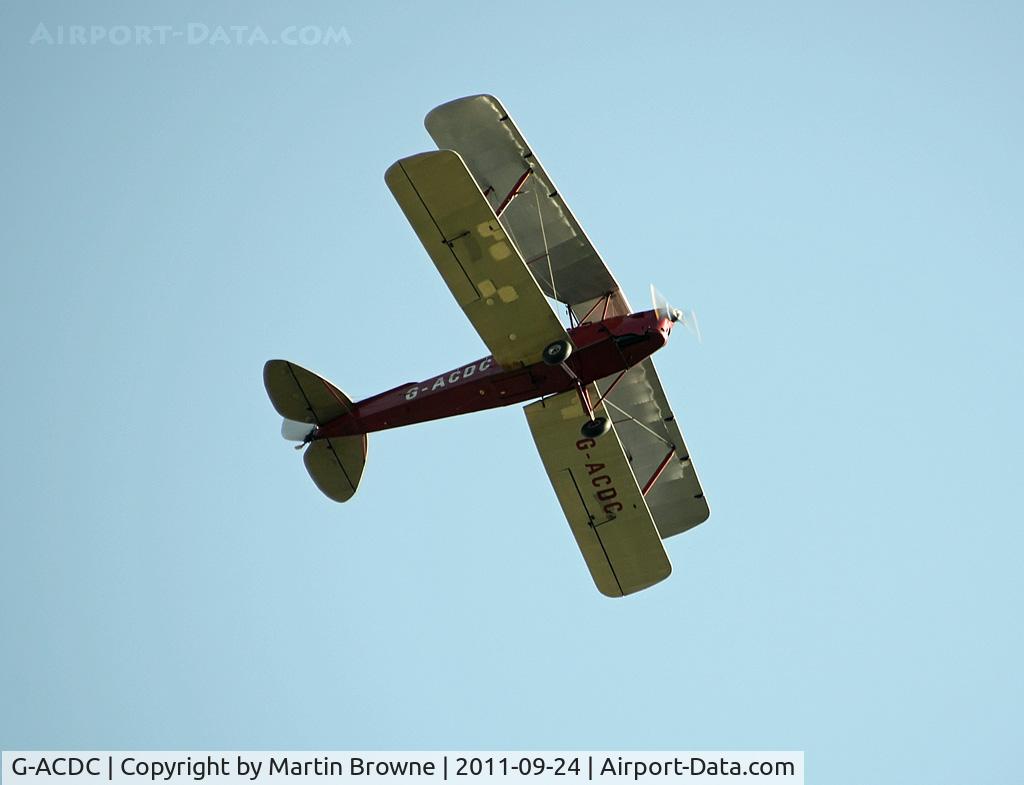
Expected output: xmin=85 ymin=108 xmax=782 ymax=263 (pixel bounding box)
xmin=650 ymin=284 xmax=702 ymax=343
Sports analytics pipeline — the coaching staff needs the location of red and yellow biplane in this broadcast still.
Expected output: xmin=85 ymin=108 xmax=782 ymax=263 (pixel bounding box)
xmin=264 ymin=95 xmax=710 ymax=596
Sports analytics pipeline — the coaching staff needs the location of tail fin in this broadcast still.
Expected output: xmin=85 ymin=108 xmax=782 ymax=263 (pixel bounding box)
xmin=263 ymin=359 xmax=367 ymax=502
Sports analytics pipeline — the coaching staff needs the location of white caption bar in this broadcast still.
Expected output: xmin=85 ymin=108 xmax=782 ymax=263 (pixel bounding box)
xmin=2 ymin=753 xmax=803 ymax=785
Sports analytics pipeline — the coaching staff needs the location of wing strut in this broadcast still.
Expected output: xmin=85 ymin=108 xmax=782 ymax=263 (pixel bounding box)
xmin=594 ymin=370 xmax=627 ymax=406
xmin=495 ymin=168 xmax=533 ymax=216
xmin=641 ymin=446 xmax=678 ymax=496
xmin=556 ymin=360 xmax=597 ymax=421
xmin=577 ymin=292 xmax=613 ymax=325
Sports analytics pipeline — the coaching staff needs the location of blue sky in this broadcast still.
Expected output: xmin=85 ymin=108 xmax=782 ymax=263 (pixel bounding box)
xmin=1 ymin=1 xmax=1021 ymax=782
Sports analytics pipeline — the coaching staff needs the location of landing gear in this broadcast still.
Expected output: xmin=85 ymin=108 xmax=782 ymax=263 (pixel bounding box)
xmin=581 ymin=417 xmax=611 ymax=439
xmin=543 ymin=339 xmax=573 ymax=365
xmin=548 ymin=340 xmax=607 ymax=439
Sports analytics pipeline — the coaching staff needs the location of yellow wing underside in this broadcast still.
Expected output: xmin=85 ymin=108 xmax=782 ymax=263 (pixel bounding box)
xmin=385 ymin=150 xmax=570 ymax=369
xmin=525 ymin=390 xmax=671 ymax=597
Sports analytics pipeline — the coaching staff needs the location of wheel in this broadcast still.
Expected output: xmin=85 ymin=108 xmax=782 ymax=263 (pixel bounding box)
xmin=542 ymin=339 xmax=573 ymax=365
xmin=580 ymin=417 xmax=611 ymax=439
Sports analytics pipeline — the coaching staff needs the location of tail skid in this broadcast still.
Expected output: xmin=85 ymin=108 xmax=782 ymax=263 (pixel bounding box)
xmin=264 ymin=359 xmax=367 ymax=502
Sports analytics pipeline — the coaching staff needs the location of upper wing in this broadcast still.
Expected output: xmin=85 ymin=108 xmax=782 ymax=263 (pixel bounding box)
xmin=525 ymin=389 xmax=671 ymax=597
xmin=385 ymin=150 xmax=571 ymax=369
xmin=426 ymin=95 xmax=628 ymax=314
xmin=597 ymin=358 xmax=710 ymax=538
xmin=426 ymin=97 xmax=711 ymax=537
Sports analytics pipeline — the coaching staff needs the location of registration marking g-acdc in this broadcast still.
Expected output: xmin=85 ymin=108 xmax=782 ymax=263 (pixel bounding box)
xmin=577 ymin=437 xmax=625 ymax=517
xmin=405 ymin=357 xmax=494 ymax=400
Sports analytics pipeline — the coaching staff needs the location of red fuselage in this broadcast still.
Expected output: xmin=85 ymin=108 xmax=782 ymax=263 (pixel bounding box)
xmin=314 ymin=309 xmax=674 ymax=439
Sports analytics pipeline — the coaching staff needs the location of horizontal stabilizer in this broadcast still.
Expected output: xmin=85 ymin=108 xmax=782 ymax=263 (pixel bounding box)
xmin=264 ymin=359 xmax=354 ymax=424
xmin=304 ymin=435 xmax=367 ymax=503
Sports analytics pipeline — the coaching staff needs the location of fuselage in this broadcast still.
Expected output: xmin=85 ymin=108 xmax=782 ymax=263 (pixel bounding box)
xmin=314 ymin=309 xmax=674 ymax=439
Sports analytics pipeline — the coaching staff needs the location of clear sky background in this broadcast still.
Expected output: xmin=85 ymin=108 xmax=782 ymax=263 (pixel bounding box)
xmin=1 ymin=1 xmax=1022 ymax=782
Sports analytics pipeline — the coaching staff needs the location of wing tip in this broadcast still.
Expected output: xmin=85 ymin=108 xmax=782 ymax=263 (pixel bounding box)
xmin=599 ymin=560 xmax=673 ymax=598
xmin=424 ymin=94 xmax=504 ymax=131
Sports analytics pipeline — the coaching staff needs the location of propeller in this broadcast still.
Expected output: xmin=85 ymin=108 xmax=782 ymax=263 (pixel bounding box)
xmin=651 ymin=284 xmax=702 ymax=343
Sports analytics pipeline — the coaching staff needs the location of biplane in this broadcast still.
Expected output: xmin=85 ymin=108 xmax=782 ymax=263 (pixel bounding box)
xmin=264 ymin=95 xmax=710 ymax=597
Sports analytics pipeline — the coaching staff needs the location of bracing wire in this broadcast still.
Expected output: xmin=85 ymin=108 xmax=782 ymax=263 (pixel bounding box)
xmin=534 ymin=190 xmax=557 ymax=303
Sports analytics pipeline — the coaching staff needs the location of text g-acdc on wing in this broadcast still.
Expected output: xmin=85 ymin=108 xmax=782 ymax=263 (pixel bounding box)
xmin=525 ymin=389 xmax=671 ymax=597
xmin=385 ymin=150 xmax=571 ymax=369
